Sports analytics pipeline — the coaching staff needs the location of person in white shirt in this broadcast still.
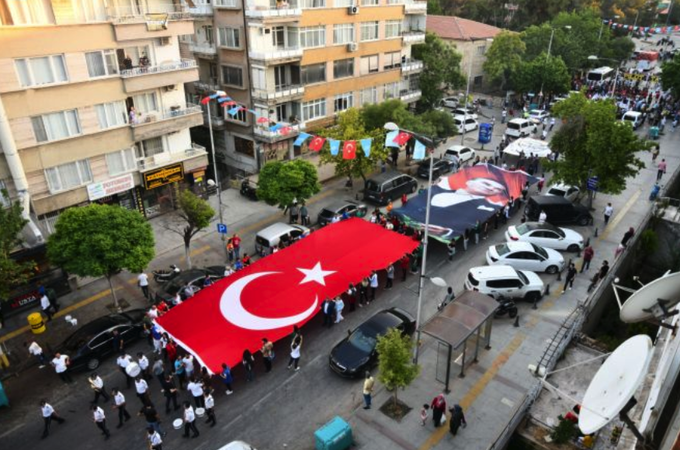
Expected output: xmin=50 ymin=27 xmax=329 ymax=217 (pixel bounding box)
xmin=182 ymin=354 xmax=195 ymax=379
xmin=40 ymin=399 xmax=65 ymax=438
xmin=172 ymin=292 xmax=182 ymax=306
xmin=116 ymin=352 xmax=133 ymax=388
xmin=187 ymin=377 xmax=205 ymax=408
xmin=604 ymin=202 xmax=614 ymax=226
xmin=147 ymin=305 xmax=159 ymax=320
xmin=147 ymin=426 xmax=163 ymax=450
xmin=287 ymin=335 xmax=302 ymax=371
xmin=40 ymin=294 xmax=54 ymax=321
xmin=137 ymin=352 xmax=150 ymax=380
xmin=50 ymin=353 xmax=72 ymax=383
xmin=204 ymin=391 xmax=216 ymax=427
xmin=28 ymin=341 xmax=46 ymax=368
xmin=223 ymin=266 xmax=235 ymax=277
xmin=112 ymin=388 xmax=131 ymax=427
xmin=91 ymin=404 xmax=111 ymax=440
xmin=334 ymin=297 xmax=344 ymax=323
xmin=88 ymin=372 xmax=110 ymax=404
xmin=135 ymin=376 xmax=151 ymax=406
xmin=538 ymin=210 xmax=547 ymax=224
xmin=138 ymin=272 xmax=150 ymax=300
xmin=369 ymin=271 xmax=379 ymax=301
xmin=182 ymin=401 xmax=200 ymax=438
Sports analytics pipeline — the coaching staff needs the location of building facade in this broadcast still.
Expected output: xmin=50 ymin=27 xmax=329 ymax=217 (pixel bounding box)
xmin=183 ymin=0 xmax=425 ymax=177
xmin=0 ymin=0 xmax=209 ymax=235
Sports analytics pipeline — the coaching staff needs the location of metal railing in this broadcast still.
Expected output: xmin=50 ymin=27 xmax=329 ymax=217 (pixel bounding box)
xmin=251 ymin=84 xmax=304 ymax=101
xmin=188 ymin=42 xmax=217 ymax=54
xmin=402 ymin=30 xmax=426 ymax=44
xmin=400 ymin=89 xmax=422 ymax=101
xmin=401 ymin=59 xmax=424 ymax=72
xmin=137 ymin=143 xmax=207 ymax=171
xmin=193 ymin=80 xmax=220 ymax=92
xmin=404 ymin=1 xmax=427 ymax=12
xmin=248 ymin=48 xmax=303 ymax=61
xmin=214 ymin=0 xmax=240 ymax=7
xmin=130 ymin=104 xmax=202 ymax=127
xmin=107 ymin=6 xmax=191 ymax=23
xmin=253 ymin=122 xmax=302 ymax=139
xmin=187 ymin=3 xmax=213 ymax=15
xmin=120 ymin=59 xmax=197 ymax=78
xmin=245 ymin=2 xmax=302 ymax=18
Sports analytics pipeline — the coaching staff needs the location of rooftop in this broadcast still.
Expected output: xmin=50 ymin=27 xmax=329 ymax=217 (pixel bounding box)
xmin=426 ymin=15 xmax=502 ymax=41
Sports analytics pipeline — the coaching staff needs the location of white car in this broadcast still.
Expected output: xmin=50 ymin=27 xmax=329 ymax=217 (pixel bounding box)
xmin=443 ymin=145 xmax=475 ymax=165
xmin=528 ymin=109 xmax=550 ymax=124
xmin=505 ymin=222 xmax=584 ymax=252
xmin=453 ymin=116 xmax=479 ymax=134
xmin=452 ymin=107 xmax=478 ymax=120
xmin=545 ymin=183 xmax=580 ymax=202
xmin=486 ymin=242 xmax=565 ymax=274
xmin=621 ymin=111 xmax=643 ymax=130
xmin=440 ymin=96 xmax=460 ymax=109
xmin=464 ymin=265 xmax=544 ymax=303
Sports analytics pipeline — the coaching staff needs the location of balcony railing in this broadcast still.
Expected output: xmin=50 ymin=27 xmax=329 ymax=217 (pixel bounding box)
xmin=138 ymin=143 xmax=208 ymax=172
xmin=252 ymin=84 xmax=304 ymax=102
xmin=401 ymin=59 xmax=424 ymax=73
xmin=248 ymin=47 xmax=303 ymax=62
xmin=404 ymin=1 xmax=427 ymax=13
xmin=253 ymin=122 xmax=302 ymax=141
xmin=107 ymin=6 xmax=192 ymax=23
xmin=120 ymin=59 xmax=197 ymax=78
xmin=193 ymin=80 xmax=221 ymax=92
xmin=214 ymin=0 xmax=241 ymax=8
xmin=187 ymin=3 xmax=213 ymax=15
xmin=245 ymin=1 xmax=302 ymax=19
xmin=130 ymin=104 xmax=202 ymax=128
xmin=188 ymin=42 xmax=217 ymax=55
xmin=402 ymin=31 xmax=426 ymax=44
xmin=400 ymin=89 xmax=422 ymax=103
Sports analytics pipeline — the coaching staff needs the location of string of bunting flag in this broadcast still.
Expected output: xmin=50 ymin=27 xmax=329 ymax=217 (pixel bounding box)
xmin=604 ymin=19 xmax=680 ymax=34
xmin=201 ymin=92 xmax=429 ymax=160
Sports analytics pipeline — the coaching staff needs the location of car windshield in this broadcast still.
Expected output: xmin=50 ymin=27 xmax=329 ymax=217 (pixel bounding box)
xmin=531 ymin=244 xmax=548 ymax=259
xmin=542 ymin=224 xmax=566 ymax=237
xmin=495 ymin=244 xmax=511 ymax=256
xmin=508 ymin=122 xmax=520 ymax=130
xmin=347 ymin=327 xmax=378 ymax=353
xmin=515 ymin=224 xmax=531 ymax=235
xmin=547 ymin=187 xmax=565 ymax=196
xmin=518 ymin=271 xmax=530 ymax=285
xmin=624 ymin=115 xmax=637 ymax=122
xmin=319 ymin=208 xmax=335 ymax=218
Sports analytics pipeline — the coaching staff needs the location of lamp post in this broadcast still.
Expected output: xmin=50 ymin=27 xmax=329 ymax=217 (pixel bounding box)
xmin=460 ymin=47 xmax=474 ymax=146
xmin=540 ymin=26 xmax=571 ymax=100
xmin=588 ymin=55 xmax=621 ymax=97
xmin=205 ymin=92 xmax=227 ymax=262
xmin=598 ymin=15 xmax=619 ymax=41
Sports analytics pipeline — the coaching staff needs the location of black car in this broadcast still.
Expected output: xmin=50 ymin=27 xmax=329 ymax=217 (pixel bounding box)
xmin=417 ymin=159 xmax=455 ymax=179
xmin=317 ymin=201 xmax=368 ymax=227
xmin=155 ymin=268 xmax=224 ymax=302
xmin=57 ymin=309 xmax=147 ymax=371
xmin=329 ymin=308 xmax=416 ymax=378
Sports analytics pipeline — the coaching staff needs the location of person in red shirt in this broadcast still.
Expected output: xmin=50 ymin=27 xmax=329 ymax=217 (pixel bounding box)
xmin=401 ymin=193 xmax=408 ymax=206
xmin=156 ymin=300 xmax=169 ymax=314
xmin=400 ymin=255 xmax=410 ymax=282
xmin=165 ymin=339 xmax=178 ymax=366
xmin=229 ymin=234 xmax=242 ymax=259
xmin=581 ymin=246 xmax=594 ymax=273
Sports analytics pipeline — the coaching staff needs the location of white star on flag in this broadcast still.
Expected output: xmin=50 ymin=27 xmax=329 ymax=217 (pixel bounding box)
xmin=298 ymin=262 xmax=336 ymax=286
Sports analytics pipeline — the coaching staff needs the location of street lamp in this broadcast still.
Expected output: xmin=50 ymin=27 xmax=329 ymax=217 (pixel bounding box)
xmin=598 ymin=15 xmax=619 ymax=41
xmin=204 ymin=91 xmax=227 ymax=262
xmin=460 ymin=38 xmax=493 ymax=145
xmin=540 ymin=26 xmax=571 ymax=99
xmin=588 ymin=55 xmax=621 ymax=97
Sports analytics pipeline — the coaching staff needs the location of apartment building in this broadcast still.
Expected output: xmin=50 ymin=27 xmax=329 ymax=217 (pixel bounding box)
xmin=0 ymin=0 xmax=208 ymax=236
xmin=183 ymin=0 xmax=425 ymax=176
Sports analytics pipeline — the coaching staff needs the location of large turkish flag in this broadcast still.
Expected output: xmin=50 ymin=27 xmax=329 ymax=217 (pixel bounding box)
xmin=155 ymin=219 xmax=419 ymax=373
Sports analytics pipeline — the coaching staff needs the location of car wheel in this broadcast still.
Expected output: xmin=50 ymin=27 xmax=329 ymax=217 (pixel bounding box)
xmin=525 ymin=291 xmax=541 ymax=303
xmin=410 ymin=184 xmax=417 ymax=194
xmin=87 ymin=358 xmax=100 ymax=371
xmin=577 ymin=216 xmax=590 ymax=226
xmin=509 ymin=307 xmax=518 ymax=318
xmin=545 ymin=265 xmax=559 ymax=275
xmin=567 ymin=244 xmax=581 ymax=252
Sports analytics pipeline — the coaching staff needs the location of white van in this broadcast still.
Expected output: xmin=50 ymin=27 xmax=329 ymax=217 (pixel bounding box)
xmin=217 ymin=442 xmax=257 ymax=450
xmin=505 ymin=118 xmax=532 ymax=138
xmin=621 ymin=111 xmax=643 ymax=130
xmin=255 ymin=222 xmax=309 ymax=254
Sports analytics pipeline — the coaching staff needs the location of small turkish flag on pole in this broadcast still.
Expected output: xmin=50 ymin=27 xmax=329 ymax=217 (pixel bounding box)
xmin=308 ymin=136 xmax=326 ymax=152
xmin=392 ymin=132 xmax=412 ymax=146
xmin=343 ymin=141 xmax=356 ymax=159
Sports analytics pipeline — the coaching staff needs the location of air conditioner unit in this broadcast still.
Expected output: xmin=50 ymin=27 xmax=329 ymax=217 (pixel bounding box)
xmin=164 ymin=84 xmax=177 ymax=92
xmin=347 ymin=42 xmax=358 ymax=52
xmin=159 ymin=36 xmax=171 ymax=46
xmin=348 ymin=5 xmax=359 ymax=14
xmin=263 ymin=27 xmax=272 ymax=34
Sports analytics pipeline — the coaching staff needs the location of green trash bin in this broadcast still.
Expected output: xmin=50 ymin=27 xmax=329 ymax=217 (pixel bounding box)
xmin=315 ymin=416 xmax=352 ymax=450
xmin=649 ymin=127 xmax=659 ymax=139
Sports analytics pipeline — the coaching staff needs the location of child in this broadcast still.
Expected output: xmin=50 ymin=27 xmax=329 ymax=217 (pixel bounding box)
xmin=420 ymin=404 xmax=430 ymax=426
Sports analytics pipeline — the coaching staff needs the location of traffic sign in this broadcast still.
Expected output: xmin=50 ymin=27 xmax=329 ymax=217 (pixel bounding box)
xmin=217 ymin=223 xmax=228 ymax=234
xmin=587 ymin=176 xmax=599 ymax=192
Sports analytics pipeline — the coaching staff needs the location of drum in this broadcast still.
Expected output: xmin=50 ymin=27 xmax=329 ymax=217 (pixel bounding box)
xmin=195 ymin=408 xmax=205 ymax=417
xmin=173 ymin=419 xmax=183 ymax=430
xmin=125 ymin=362 xmax=141 ymax=378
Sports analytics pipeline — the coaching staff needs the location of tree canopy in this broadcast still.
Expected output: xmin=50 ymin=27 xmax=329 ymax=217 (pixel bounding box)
xmin=173 ymin=190 xmax=215 ymax=269
xmin=0 ymin=191 xmax=34 ymax=301
xmin=512 ymin=52 xmax=571 ymax=95
xmin=376 ymin=328 xmax=420 ymax=407
xmin=412 ymin=32 xmax=465 ymax=110
xmin=483 ymin=30 xmax=527 ymax=91
xmin=661 ymin=53 xmax=680 ymax=98
xmin=47 ymin=204 xmax=155 ymax=307
xmin=362 ymin=99 xmax=456 ymax=139
xmin=257 ymin=158 xmax=321 ymax=208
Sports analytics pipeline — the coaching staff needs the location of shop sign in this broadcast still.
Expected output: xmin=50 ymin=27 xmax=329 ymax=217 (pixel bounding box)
xmin=145 ymin=13 xmax=169 ymax=31
xmin=144 ymin=163 xmax=184 ymax=190
xmin=87 ymin=173 xmax=135 ymax=201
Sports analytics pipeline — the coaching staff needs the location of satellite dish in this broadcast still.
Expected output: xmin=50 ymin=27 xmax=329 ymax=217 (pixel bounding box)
xmin=579 ymin=335 xmax=653 ymax=435
xmin=619 ymin=272 xmax=680 ymax=323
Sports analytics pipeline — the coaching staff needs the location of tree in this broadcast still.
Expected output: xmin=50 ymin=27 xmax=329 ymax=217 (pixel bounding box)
xmin=661 ymin=53 xmax=680 ymax=98
xmin=412 ymin=33 xmax=466 ymax=110
xmin=376 ymin=328 xmax=420 ymax=408
xmin=483 ymin=30 xmax=527 ymax=91
xmin=427 ymin=0 xmax=443 ymax=15
xmin=361 ymin=99 xmax=456 ymax=139
xmin=257 ymin=159 xmax=321 ymax=209
xmin=512 ymin=53 xmax=571 ymax=95
xmin=316 ymin=108 xmax=386 ymax=184
xmin=47 ymin=204 xmax=155 ymax=308
xmin=171 ymin=190 xmax=215 ymax=269
xmin=547 ymin=92 xmax=647 ymax=200
xmin=0 ymin=190 xmax=34 ymax=301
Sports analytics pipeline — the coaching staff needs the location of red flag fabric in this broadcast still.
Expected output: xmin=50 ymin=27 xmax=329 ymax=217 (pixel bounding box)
xmin=155 ymin=219 xmax=418 ymax=373
xmin=200 ymin=97 xmax=211 ymax=105
xmin=308 ymin=136 xmax=326 ymax=151
xmin=256 ymin=116 xmax=269 ymax=123
xmin=392 ymin=131 xmax=412 ymax=146
xmin=343 ymin=140 xmax=357 ymax=159
xmin=280 ymin=126 xmax=292 ymax=135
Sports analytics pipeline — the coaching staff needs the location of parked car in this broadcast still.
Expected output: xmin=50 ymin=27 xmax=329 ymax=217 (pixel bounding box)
xmin=317 ymin=201 xmax=368 ymax=226
xmin=464 ymin=265 xmax=544 ymax=303
xmin=524 ymin=195 xmax=592 ymax=226
xmin=329 ymin=308 xmax=415 ymax=378
xmin=452 ymin=107 xmax=478 ymax=120
xmin=255 ymin=222 xmax=310 ymax=254
xmin=56 ymin=309 xmax=147 ymax=371
xmin=621 ymin=111 xmax=643 ymax=130
xmin=528 ymin=109 xmax=550 ymax=124
xmin=505 ymin=118 xmax=533 ymax=138
xmin=416 ymin=158 xmax=455 ymax=179
xmin=363 ymin=171 xmax=418 ymax=205
xmin=440 ymin=96 xmax=460 ymax=109
xmin=505 ymin=222 xmax=584 ymax=252
xmin=545 ymin=183 xmax=580 ymax=202
xmin=443 ymin=145 xmax=475 ymax=166
xmin=453 ymin=116 xmax=479 ymax=134
xmin=155 ymin=269 xmax=224 ymax=302
xmin=486 ymin=241 xmax=565 ymax=274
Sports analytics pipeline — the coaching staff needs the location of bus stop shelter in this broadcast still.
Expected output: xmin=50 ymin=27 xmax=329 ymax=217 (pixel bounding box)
xmin=421 ymin=291 xmax=498 ymax=393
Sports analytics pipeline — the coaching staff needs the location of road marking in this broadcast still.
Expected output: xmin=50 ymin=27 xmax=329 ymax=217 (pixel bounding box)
xmin=417 ymin=333 xmax=525 ymax=450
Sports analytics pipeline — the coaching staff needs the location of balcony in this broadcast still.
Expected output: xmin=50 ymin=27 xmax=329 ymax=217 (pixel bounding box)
xmin=193 ymin=80 xmax=221 ymax=92
xmin=404 ymin=1 xmax=427 ymax=14
xmin=188 ymin=42 xmax=217 ymax=57
xmin=187 ymin=3 xmax=213 ymax=15
xmin=107 ymin=7 xmax=195 ymax=42
xmin=400 ymin=89 xmax=422 ymax=103
xmin=252 ymin=84 xmax=304 ymax=103
xmin=402 ymin=31 xmax=426 ymax=45
xmin=138 ymin=143 xmax=209 ymax=173
xmin=253 ymin=122 xmax=302 ymax=143
xmin=245 ymin=0 xmax=302 ymax=22
xmin=130 ymin=104 xmax=203 ymax=141
xmin=401 ymin=59 xmax=424 ymax=74
xmin=214 ymin=0 xmax=241 ymax=9
xmin=120 ymin=59 xmax=199 ymax=93
xmin=248 ymin=47 xmax=303 ymax=63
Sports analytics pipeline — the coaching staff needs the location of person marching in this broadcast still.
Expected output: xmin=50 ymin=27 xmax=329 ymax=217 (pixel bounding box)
xmin=89 ymin=372 xmax=110 ymax=404
xmin=220 ymin=363 xmax=234 ymax=395
xmin=40 ymin=399 xmax=66 ymax=439
xmin=182 ymin=401 xmax=200 ymax=439
xmin=160 ymin=373 xmax=180 ymax=413
xmin=562 ymin=263 xmax=577 ymax=293
xmin=147 ymin=427 xmax=163 ymax=450
xmin=288 ymin=334 xmax=302 ymax=371
xmin=91 ymin=404 xmax=111 ymax=440
xmin=112 ymin=388 xmax=131 ymax=428
xmin=204 ymin=390 xmax=217 ymax=427
xmin=187 ymin=376 xmax=205 ymax=408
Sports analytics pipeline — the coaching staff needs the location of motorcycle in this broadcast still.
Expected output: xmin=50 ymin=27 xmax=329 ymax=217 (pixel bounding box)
xmin=152 ymin=265 xmax=181 ymax=284
xmin=494 ymin=296 xmax=518 ymax=319
xmin=240 ymin=179 xmax=258 ymax=201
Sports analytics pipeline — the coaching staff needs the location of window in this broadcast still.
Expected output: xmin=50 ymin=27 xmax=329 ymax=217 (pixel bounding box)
xmin=476 ymin=45 xmax=487 ymax=55
xmin=218 ymin=27 xmax=240 ymax=48
xmin=301 ymin=63 xmax=326 ymax=84
xmin=3 ymin=0 xmax=55 ymax=25
xmin=383 ymin=52 xmax=401 ymax=70
xmin=333 ymin=58 xmax=354 ymax=79
xmin=222 ymin=66 xmax=243 ymax=87
xmin=360 ymin=21 xmax=379 ymax=41
xmin=44 ymin=159 xmax=93 ymax=193
xmin=71 ymin=0 xmax=107 ymax=22
xmin=385 ymin=20 xmax=401 ymax=38
xmin=302 ymin=99 xmax=326 ymax=121
xmin=95 ymin=101 xmax=127 ymax=129
xmin=384 ymin=82 xmax=399 ymax=99
xmin=386 ymin=0 xmax=402 ymax=3
xmin=334 ymin=93 xmax=353 ymax=112
xmin=14 ymin=55 xmax=68 ymax=88
xmin=135 ymin=137 xmax=164 ymax=158
xmin=360 ymin=54 xmax=378 ymax=75
xmin=333 ymin=23 xmax=354 ymax=45
xmin=106 ymin=148 xmax=137 ymax=176
xmin=228 ymin=108 xmax=248 ymax=124
xmin=300 ymin=26 xmax=325 ymax=48
xmin=85 ymin=50 xmax=118 ymax=77
xmin=203 ymin=25 xmax=214 ymax=45
xmin=335 ymin=0 xmax=353 ymax=6
xmin=132 ymin=92 xmax=158 ymax=114
xmin=300 ymin=0 xmax=325 ymax=7
xmin=362 ymin=0 xmax=379 ymax=5
xmin=251 ymin=67 xmax=265 ymax=90
xmin=361 ymin=87 xmax=377 ymax=105
xmin=31 ymin=110 xmax=81 ymax=143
